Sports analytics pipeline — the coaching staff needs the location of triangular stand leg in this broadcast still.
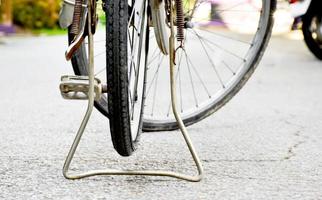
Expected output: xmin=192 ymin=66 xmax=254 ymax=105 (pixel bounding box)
xmin=62 ymin=0 xmax=204 ymax=182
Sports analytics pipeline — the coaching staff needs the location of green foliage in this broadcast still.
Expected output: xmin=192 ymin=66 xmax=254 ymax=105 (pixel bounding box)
xmin=32 ymin=28 xmax=67 ymax=36
xmin=12 ymin=0 xmax=61 ymax=29
xmin=97 ymin=7 xmax=106 ymax=25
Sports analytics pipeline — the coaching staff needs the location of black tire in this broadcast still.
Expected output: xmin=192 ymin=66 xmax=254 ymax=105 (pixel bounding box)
xmin=106 ymin=0 xmax=148 ymax=156
xmin=68 ymin=0 xmax=148 ymax=156
xmin=302 ymin=6 xmax=322 ymax=60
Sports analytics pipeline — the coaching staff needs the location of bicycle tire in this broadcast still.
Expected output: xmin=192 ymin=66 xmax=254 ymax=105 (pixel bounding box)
xmin=106 ymin=0 xmax=148 ymax=156
xmin=143 ymin=0 xmax=277 ymax=131
xmin=68 ymin=0 xmax=148 ymax=156
xmin=70 ymin=0 xmax=276 ymax=132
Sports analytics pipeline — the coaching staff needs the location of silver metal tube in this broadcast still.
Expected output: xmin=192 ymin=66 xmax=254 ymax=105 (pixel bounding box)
xmin=62 ymin=0 xmax=203 ymax=182
xmin=62 ymin=0 xmax=94 ymax=178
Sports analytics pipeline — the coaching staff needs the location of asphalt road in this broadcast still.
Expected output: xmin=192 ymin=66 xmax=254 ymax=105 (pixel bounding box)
xmin=0 ymin=32 xmax=322 ymax=200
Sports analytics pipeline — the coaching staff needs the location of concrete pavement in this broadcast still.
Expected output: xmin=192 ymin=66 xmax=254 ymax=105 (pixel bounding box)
xmin=0 ymin=32 xmax=322 ymax=199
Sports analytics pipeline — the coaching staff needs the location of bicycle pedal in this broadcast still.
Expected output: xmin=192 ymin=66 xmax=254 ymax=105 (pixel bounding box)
xmin=60 ymin=75 xmax=105 ymax=100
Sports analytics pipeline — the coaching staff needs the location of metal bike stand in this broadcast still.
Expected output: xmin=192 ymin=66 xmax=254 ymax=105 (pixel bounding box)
xmin=62 ymin=0 xmax=204 ymax=182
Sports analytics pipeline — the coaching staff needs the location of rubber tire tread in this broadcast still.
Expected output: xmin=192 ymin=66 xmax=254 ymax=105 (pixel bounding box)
xmin=106 ymin=0 xmax=135 ymax=156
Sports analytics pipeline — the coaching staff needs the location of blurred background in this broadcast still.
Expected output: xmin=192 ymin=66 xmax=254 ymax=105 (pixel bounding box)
xmin=0 ymin=0 xmax=61 ymax=35
xmin=1 ymin=1 xmax=322 ymax=199
xmin=0 ymin=0 xmax=301 ymax=36
xmin=0 ymin=0 xmax=312 ymax=62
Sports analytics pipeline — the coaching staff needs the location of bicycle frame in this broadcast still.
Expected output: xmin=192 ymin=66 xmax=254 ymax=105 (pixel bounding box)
xmin=59 ymin=0 xmax=204 ymax=182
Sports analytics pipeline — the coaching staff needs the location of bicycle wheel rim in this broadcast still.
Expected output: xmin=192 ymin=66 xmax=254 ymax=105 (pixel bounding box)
xmin=69 ymin=0 xmax=276 ymax=132
xmin=143 ymin=0 xmax=276 ymax=131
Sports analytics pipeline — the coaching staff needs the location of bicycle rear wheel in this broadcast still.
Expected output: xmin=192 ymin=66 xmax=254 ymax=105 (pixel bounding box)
xmin=70 ymin=0 xmax=276 ymax=132
xmin=143 ymin=0 xmax=276 ymax=131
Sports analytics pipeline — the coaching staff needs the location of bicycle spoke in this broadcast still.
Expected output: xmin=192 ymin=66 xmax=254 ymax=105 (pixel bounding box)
xmin=85 ymin=39 xmax=106 ymax=44
xmin=128 ymin=6 xmax=136 ymax=28
xmin=146 ymin=54 xmax=164 ymax=96
xmin=95 ymin=67 xmax=106 ymax=76
xmin=94 ymin=51 xmax=105 ymax=58
xmin=194 ymin=28 xmax=252 ymax=45
xmin=128 ymin=29 xmax=133 ymax=50
xmin=222 ymin=60 xmax=236 ymax=75
xmin=187 ymin=1 xmax=257 ymax=19
xmin=147 ymin=48 xmax=161 ymax=68
xmin=128 ymin=19 xmax=144 ymax=82
xmin=184 ymin=50 xmax=212 ymax=98
xmin=192 ymin=18 xmax=261 ymax=29
xmin=183 ymin=49 xmax=199 ymax=107
xmin=190 ymin=30 xmax=225 ymax=88
xmin=150 ymin=59 xmax=160 ymax=116
xmin=198 ymin=35 xmax=237 ymax=75
xmin=192 ymin=29 xmax=246 ymax=61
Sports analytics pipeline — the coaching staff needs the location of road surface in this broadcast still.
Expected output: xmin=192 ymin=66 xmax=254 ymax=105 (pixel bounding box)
xmin=0 ymin=32 xmax=322 ymax=199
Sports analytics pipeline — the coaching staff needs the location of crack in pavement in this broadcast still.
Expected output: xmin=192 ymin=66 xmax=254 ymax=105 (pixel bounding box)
xmin=279 ymin=120 xmax=310 ymax=161
xmin=283 ymin=140 xmax=306 ymax=160
xmin=282 ymin=130 xmax=308 ymax=160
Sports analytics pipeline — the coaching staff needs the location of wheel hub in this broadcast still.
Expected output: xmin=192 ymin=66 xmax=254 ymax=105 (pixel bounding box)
xmin=184 ymin=21 xmax=194 ymax=29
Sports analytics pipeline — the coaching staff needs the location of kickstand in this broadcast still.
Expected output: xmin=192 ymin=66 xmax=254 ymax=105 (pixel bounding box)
xmin=62 ymin=0 xmax=204 ymax=182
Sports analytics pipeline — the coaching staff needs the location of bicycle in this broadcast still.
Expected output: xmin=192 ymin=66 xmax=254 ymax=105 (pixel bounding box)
xmin=59 ymin=0 xmax=276 ymax=180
